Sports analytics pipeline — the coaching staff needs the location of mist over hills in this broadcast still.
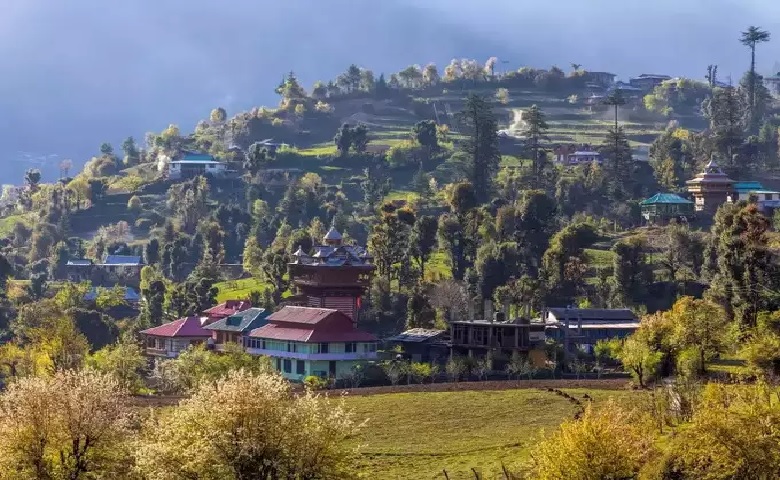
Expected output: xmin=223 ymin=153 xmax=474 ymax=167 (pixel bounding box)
xmin=1 ymin=0 xmax=779 ymax=182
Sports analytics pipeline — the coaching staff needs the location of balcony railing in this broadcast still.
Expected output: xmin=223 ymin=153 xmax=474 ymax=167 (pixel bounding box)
xmin=244 ymin=348 xmax=377 ymax=361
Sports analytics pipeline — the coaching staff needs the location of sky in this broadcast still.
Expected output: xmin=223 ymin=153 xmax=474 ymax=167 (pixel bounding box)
xmin=0 ymin=0 xmax=779 ymax=182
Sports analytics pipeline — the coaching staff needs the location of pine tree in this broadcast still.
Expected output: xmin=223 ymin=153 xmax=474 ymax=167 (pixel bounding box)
xmin=521 ymin=105 xmax=550 ymax=186
xmin=458 ymin=94 xmax=500 ymax=204
xmin=599 ymin=127 xmax=633 ymax=200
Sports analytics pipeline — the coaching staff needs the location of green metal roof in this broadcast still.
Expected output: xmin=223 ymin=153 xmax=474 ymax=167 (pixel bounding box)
xmin=203 ymin=308 xmax=269 ymax=333
xmin=733 ymin=181 xmax=764 ymax=192
xmin=640 ymin=193 xmax=694 ymax=205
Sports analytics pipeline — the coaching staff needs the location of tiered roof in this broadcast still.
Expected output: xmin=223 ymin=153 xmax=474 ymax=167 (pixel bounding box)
xmin=686 ymin=158 xmax=734 ymax=186
xmin=290 ymin=227 xmax=373 ymax=268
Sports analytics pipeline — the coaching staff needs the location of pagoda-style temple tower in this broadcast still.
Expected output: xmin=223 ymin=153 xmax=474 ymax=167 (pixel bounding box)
xmin=288 ymin=227 xmax=374 ymax=323
xmin=686 ymin=158 xmax=734 ymax=214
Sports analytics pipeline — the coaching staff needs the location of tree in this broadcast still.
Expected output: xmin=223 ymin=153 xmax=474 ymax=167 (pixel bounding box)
xmin=522 ymin=105 xmax=551 ymax=186
xmin=135 ymin=370 xmax=359 ymax=479
xmin=127 ymin=195 xmax=142 ymax=213
xmin=87 ymin=339 xmax=147 ymax=393
xmin=608 ymin=335 xmax=662 ymax=387
xmin=334 ymin=123 xmax=352 ymax=156
xmin=0 ymin=370 xmax=132 ymax=478
xmin=145 ymin=238 xmax=160 ymax=265
xmin=602 ymin=89 xmax=626 ymax=131
xmin=703 ymin=86 xmax=746 ymax=170
xmin=740 ymin=26 xmax=772 ymax=132
xmin=668 ymin=296 xmax=727 ymax=374
xmin=210 ymin=107 xmax=227 ymax=123
xmin=121 ymin=136 xmax=139 ymax=166
xmin=422 ymin=63 xmax=440 ymax=86
xmin=530 ymin=401 xmax=655 ymax=479
xmin=24 ymin=168 xmax=41 ymax=190
xmin=495 ymin=87 xmax=510 ymax=104
xmin=100 ymin=142 xmax=114 ymax=155
xmin=599 ymin=126 xmax=633 ymax=200
xmin=458 ymin=94 xmax=500 ymax=204
xmin=244 ymin=142 xmax=269 ymax=175
xmin=570 ymin=63 xmax=582 ymax=73
xmin=410 ymin=215 xmax=438 ymax=281
xmin=658 ymin=383 xmax=780 ymax=479
xmin=611 ymin=236 xmax=652 ymax=306
xmin=88 ymin=178 xmax=107 ymax=204
xmin=412 ymin=120 xmax=439 ymax=154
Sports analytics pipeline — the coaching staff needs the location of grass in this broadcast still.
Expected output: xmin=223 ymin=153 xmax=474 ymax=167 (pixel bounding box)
xmin=0 ymin=213 xmax=34 ymax=237
xmin=384 ymin=190 xmax=421 ymax=204
xmin=297 ymin=144 xmax=337 ymax=157
xmin=584 ymin=248 xmax=615 ymax=269
xmin=344 ymin=387 xmax=638 ymax=479
xmin=214 ymin=277 xmax=269 ymax=302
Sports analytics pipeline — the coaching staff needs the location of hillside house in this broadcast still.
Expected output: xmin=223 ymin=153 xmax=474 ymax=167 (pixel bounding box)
xmin=65 ymin=255 xmax=143 ymax=286
xmin=203 ymin=307 xmax=269 ymax=351
xmin=587 ymin=71 xmax=617 ymax=87
xmin=630 ymin=74 xmax=672 ymax=91
xmin=140 ymin=316 xmax=213 ymax=358
xmin=165 ymin=152 xmax=227 ymax=180
xmin=245 ymin=306 xmax=378 ymax=381
xmin=640 ymin=193 xmax=695 ymax=224
xmin=729 ymin=182 xmax=780 ymax=215
xmin=566 ymin=150 xmax=602 ymax=165
xmin=545 ymin=308 xmax=639 ymax=354
xmin=386 ymin=328 xmax=449 ymax=363
xmin=764 ymin=74 xmax=780 ymax=97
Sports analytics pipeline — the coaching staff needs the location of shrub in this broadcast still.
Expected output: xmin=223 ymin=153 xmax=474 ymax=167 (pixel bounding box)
xmin=134 ymin=218 xmax=154 ymax=232
xmin=127 ymin=195 xmax=142 ymax=213
xmin=385 ymin=142 xmax=418 ymax=169
xmin=304 ymin=375 xmax=328 ymax=390
xmin=271 ymin=118 xmax=284 ymax=127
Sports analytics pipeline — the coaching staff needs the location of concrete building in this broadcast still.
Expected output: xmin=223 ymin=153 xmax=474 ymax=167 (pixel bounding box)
xmin=165 ymin=152 xmax=227 ymax=180
xmin=245 ymin=306 xmax=378 ymax=381
xmin=544 ymin=308 xmax=639 ymax=354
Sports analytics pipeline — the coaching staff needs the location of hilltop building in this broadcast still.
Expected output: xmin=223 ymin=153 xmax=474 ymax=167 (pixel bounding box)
xmin=141 ymin=316 xmax=213 ymax=359
xmin=65 ymin=254 xmax=143 ymax=287
xmin=730 ymin=181 xmax=780 ymax=215
xmin=162 ymin=152 xmax=228 ymax=180
xmin=685 ymin=158 xmax=734 ymax=214
xmin=203 ymin=307 xmax=269 ymax=351
xmin=288 ymin=227 xmax=374 ymax=323
xmin=586 ymin=71 xmax=617 ymax=87
xmin=640 ymin=193 xmax=695 ymax=224
xmin=629 ymin=74 xmax=672 ymax=91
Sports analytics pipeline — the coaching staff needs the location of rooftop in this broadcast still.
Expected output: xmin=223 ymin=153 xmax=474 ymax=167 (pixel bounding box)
xmin=386 ymin=328 xmax=447 ymax=343
xmin=103 ymin=255 xmax=142 ymax=266
xmin=733 ymin=181 xmax=765 ymax=191
xmin=84 ymin=286 xmax=140 ymax=302
xmin=203 ymin=300 xmax=252 ymax=318
xmin=249 ymin=306 xmax=377 ymax=343
xmin=203 ymin=307 xmax=268 ymax=333
xmin=546 ymin=308 xmax=637 ymax=322
xmin=640 ymin=193 xmax=694 ymax=205
xmin=266 ymin=306 xmax=341 ymax=325
xmin=140 ymin=316 xmax=212 ymax=338
xmin=172 ymin=152 xmax=220 ymax=164
xmin=67 ymin=259 xmax=93 ymax=266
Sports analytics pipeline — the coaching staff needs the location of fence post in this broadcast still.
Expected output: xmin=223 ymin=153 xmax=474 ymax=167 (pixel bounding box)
xmin=442 ymin=469 xmax=450 ymax=480
xmin=502 ymin=464 xmax=511 ymax=479
xmin=472 ymin=467 xmax=480 ymax=479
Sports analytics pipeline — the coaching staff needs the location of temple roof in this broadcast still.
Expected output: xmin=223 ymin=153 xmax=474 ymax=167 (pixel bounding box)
xmin=686 ymin=158 xmax=734 ymax=185
xmin=324 ymin=227 xmax=342 ymax=241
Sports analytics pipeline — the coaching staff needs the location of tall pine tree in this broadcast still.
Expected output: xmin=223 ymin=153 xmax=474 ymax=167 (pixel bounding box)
xmin=458 ymin=94 xmax=500 ymax=204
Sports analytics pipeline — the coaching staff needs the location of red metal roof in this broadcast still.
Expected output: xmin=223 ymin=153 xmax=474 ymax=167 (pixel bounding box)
xmin=140 ymin=317 xmax=212 ymax=338
xmin=248 ymin=324 xmax=377 ymax=343
xmin=203 ymin=300 xmax=251 ymax=319
xmin=266 ymin=306 xmax=342 ymax=325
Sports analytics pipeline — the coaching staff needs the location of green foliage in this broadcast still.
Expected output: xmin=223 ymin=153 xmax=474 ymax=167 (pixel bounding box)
xmin=459 ymin=93 xmax=500 ymax=204
xmin=303 ymin=375 xmax=328 ymax=390
xmin=87 ymin=339 xmax=146 ymax=393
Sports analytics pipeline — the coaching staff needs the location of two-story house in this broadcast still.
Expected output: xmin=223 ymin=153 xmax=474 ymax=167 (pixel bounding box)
xmin=140 ymin=316 xmax=213 ymax=359
xmin=203 ymin=307 xmax=269 ymax=351
xmin=245 ymin=306 xmax=378 ymax=381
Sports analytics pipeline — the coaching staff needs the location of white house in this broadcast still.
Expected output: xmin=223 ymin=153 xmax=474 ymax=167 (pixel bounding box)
xmin=165 ymin=152 xmax=227 ymax=180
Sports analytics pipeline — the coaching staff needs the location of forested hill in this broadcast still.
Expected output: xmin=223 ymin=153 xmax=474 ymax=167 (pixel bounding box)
xmin=2 ymin=0 xmax=779 ymax=182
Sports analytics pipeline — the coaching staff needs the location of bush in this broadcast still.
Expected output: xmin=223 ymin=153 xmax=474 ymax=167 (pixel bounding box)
xmin=385 ymin=142 xmax=418 ymax=169
xmin=304 ymin=375 xmax=328 ymax=390
xmin=134 ymin=218 xmax=154 ymax=232
xmin=127 ymin=195 xmax=142 ymax=213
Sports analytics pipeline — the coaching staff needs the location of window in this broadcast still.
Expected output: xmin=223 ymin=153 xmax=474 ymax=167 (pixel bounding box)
xmin=767 ymin=193 xmax=774 ymax=201
xmin=319 ymin=343 xmax=329 ymax=354
xmin=283 ymin=359 xmax=292 ymax=373
xmin=275 ymin=358 xmax=281 ymax=371
xmin=363 ymin=343 xmax=377 ymax=353
xmin=345 ymin=342 xmax=357 ymax=353
xmin=296 ymin=360 xmax=305 ymax=375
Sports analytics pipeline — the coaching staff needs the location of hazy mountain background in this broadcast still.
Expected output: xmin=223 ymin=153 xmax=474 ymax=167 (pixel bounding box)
xmin=1 ymin=0 xmax=779 ymax=182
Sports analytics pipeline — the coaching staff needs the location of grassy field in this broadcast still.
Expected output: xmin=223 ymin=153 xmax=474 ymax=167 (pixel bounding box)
xmin=344 ymin=387 xmax=638 ymax=479
xmin=214 ymin=277 xmax=269 ymax=302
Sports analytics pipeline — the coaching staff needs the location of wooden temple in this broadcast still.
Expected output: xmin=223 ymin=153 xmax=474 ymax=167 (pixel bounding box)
xmin=288 ymin=227 xmax=374 ymax=324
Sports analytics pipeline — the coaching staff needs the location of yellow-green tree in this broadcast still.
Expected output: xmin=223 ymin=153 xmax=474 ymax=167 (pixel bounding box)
xmin=135 ymin=370 xmax=360 ymax=479
xmin=529 ymin=400 xmax=656 ymax=480
xmin=0 ymin=370 xmax=132 ymax=479
xmin=668 ymin=296 xmax=727 ymax=375
xmin=656 ymin=383 xmax=780 ymax=479
xmin=87 ymin=339 xmax=147 ymax=393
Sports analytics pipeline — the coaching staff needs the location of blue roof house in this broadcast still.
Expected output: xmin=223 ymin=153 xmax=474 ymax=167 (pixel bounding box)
xmin=640 ymin=193 xmax=695 ymax=224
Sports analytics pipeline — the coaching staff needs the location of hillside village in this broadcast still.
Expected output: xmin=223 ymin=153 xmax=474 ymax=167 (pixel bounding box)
xmin=3 ymin=24 xmax=780 ymax=479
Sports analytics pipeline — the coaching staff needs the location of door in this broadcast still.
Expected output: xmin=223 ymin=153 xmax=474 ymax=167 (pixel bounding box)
xmin=329 ymin=361 xmax=337 ymax=377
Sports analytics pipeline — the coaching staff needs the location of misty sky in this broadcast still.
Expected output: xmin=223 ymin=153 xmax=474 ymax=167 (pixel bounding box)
xmin=1 ymin=0 xmax=779 ymax=181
